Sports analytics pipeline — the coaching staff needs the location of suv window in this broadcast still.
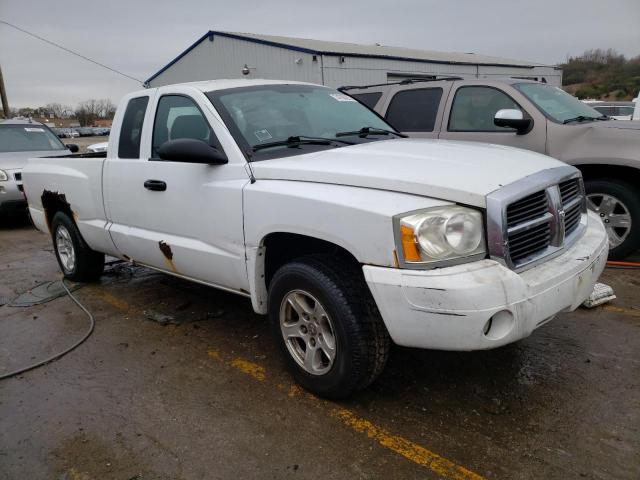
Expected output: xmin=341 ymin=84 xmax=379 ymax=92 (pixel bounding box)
xmin=351 ymin=92 xmax=383 ymax=109
xmin=152 ymin=95 xmax=219 ymax=158
xmin=385 ymin=88 xmax=442 ymax=132
xmin=449 ymin=86 xmax=521 ymax=132
xmin=118 ymin=96 xmax=149 ymax=159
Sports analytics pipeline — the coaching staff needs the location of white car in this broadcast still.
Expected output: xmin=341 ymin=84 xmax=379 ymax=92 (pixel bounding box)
xmin=582 ymin=100 xmax=635 ymax=120
xmin=22 ymin=79 xmax=608 ymax=398
xmin=87 ymin=142 xmax=108 ymax=153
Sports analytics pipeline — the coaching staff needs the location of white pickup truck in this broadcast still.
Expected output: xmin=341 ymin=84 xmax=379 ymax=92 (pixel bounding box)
xmin=23 ymin=79 xmax=608 ymax=398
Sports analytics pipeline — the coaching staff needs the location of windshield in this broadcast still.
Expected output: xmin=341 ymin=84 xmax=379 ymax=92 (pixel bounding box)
xmin=207 ymin=84 xmax=396 ymax=158
xmin=0 ymin=124 xmax=67 ymax=153
xmin=514 ymin=83 xmax=605 ymax=123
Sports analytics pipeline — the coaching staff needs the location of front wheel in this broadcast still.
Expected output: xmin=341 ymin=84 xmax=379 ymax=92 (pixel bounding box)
xmin=51 ymin=212 xmax=105 ymax=282
xmin=268 ymin=255 xmax=390 ymax=399
xmin=585 ymin=178 xmax=640 ymax=259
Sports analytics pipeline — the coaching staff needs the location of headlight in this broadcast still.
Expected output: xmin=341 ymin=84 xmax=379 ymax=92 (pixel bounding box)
xmin=0 ymin=170 xmax=8 ymax=181
xmin=395 ymin=206 xmax=486 ymax=268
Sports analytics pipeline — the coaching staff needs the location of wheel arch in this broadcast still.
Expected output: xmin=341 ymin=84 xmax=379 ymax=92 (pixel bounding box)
xmin=575 ymin=163 xmax=640 ymax=186
xmin=41 ymin=190 xmax=74 ymax=232
xmin=247 ymin=231 xmax=363 ymax=315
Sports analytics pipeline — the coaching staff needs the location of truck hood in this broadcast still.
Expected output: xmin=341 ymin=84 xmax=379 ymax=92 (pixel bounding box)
xmin=592 ymin=120 xmax=640 ymax=131
xmin=548 ymin=120 xmax=640 ymax=166
xmin=251 ymin=139 xmax=563 ymax=207
xmin=0 ymin=150 xmax=70 ymax=170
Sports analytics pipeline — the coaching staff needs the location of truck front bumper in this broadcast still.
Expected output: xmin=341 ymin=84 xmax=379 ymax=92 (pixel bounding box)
xmin=363 ymin=211 xmax=608 ymax=351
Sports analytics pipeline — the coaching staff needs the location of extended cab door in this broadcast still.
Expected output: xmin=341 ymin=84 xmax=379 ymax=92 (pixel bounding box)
xmin=103 ymin=87 xmax=250 ymax=293
xmin=438 ymin=82 xmax=547 ymax=153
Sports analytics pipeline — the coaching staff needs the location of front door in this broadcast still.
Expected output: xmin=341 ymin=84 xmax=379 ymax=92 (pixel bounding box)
xmin=104 ymin=90 xmax=250 ymax=292
xmin=439 ymin=84 xmax=546 ymax=153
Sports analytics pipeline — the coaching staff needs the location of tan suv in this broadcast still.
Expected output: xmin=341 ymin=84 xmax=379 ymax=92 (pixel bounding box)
xmin=342 ymin=78 xmax=640 ymax=258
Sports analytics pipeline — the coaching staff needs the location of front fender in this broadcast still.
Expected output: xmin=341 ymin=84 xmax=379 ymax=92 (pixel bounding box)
xmin=242 ymin=180 xmax=451 ymax=313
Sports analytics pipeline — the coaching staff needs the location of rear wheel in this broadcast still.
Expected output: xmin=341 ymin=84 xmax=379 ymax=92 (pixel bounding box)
xmin=585 ymin=178 xmax=640 ymax=259
xmin=51 ymin=212 xmax=105 ymax=281
xmin=268 ymin=255 xmax=390 ymax=399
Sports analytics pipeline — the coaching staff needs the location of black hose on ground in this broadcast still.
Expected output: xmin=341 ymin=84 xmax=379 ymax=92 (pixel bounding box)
xmin=0 ymin=278 xmax=95 ymax=380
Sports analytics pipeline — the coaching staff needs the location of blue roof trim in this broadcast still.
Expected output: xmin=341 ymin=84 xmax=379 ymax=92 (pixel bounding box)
xmin=145 ymin=31 xmax=538 ymax=84
xmin=214 ymin=31 xmax=320 ymax=55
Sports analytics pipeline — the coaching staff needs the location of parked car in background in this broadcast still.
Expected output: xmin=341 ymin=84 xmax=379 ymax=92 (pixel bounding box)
xmin=583 ymin=101 xmax=635 ymax=120
xmin=0 ymin=119 xmax=77 ymax=216
xmin=632 ymin=95 xmax=639 ymax=121
xmin=22 ymin=79 xmax=607 ymax=398
xmin=87 ymin=142 xmax=108 ymax=153
xmin=92 ymin=127 xmax=110 ymax=136
xmin=75 ymin=127 xmax=95 ymax=137
xmin=343 ymin=78 xmax=640 ymax=258
xmin=52 ymin=127 xmax=79 ymax=138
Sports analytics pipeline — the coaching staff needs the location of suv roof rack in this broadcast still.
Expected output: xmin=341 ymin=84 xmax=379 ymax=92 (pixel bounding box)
xmin=338 ymin=76 xmax=463 ymax=92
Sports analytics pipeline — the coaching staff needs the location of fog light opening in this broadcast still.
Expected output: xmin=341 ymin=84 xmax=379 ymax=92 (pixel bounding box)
xmin=483 ymin=310 xmax=514 ymax=340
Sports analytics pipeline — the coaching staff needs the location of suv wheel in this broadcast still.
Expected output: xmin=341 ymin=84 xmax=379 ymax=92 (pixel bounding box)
xmin=268 ymin=255 xmax=390 ymax=399
xmin=585 ymin=178 xmax=640 ymax=259
xmin=51 ymin=212 xmax=105 ymax=281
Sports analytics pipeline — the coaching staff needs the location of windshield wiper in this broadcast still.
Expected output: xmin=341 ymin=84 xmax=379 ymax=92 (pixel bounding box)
xmin=252 ymin=135 xmax=353 ymax=152
xmin=562 ymin=115 xmax=608 ymax=124
xmin=335 ymin=127 xmax=408 ymax=138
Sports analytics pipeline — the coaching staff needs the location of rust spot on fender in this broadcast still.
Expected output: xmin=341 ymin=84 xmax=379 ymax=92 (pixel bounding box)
xmin=159 ymin=241 xmax=178 ymax=273
xmin=158 ymin=241 xmax=173 ymax=260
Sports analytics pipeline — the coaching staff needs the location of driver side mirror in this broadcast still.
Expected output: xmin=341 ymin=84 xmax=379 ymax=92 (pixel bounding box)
xmin=157 ymin=138 xmax=228 ymax=164
xmin=494 ymin=109 xmax=532 ymax=135
xmin=65 ymin=144 xmax=79 ymax=153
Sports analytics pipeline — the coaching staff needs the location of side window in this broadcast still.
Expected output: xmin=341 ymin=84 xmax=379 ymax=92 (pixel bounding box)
xmin=152 ymin=95 xmax=220 ymax=158
xmin=351 ymin=92 xmax=383 ymax=109
xmin=449 ymin=87 xmax=522 ymax=132
xmin=118 ymin=96 xmax=149 ymax=159
xmin=385 ymin=88 xmax=443 ymax=132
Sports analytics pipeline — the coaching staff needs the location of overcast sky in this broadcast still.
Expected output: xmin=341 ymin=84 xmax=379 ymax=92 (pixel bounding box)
xmin=1 ymin=0 xmax=639 ymax=108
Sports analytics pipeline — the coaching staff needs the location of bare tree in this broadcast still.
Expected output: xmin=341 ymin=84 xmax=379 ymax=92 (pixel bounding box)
xmin=75 ymin=98 xmax=117 ymax=125
xmin=45 ymin=103 xmax=73 ymax=118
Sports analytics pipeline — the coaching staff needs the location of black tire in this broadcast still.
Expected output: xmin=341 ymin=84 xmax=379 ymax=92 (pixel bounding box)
xmin=268 ymin=254 xmax=390 ymax=399
xmin=51 ymin=212 xmax=104 ymax=282
xmin=584 ymin=178 xmax=640 ymax=260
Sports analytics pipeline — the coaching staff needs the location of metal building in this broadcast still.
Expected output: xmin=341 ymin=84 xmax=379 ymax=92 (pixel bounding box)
xmin=145 ymin=31 xmax=562 ymax=88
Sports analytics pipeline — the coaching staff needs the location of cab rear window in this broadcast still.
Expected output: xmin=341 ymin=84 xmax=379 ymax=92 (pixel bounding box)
xmin=118 ymin=96 xmax=149 ymax=159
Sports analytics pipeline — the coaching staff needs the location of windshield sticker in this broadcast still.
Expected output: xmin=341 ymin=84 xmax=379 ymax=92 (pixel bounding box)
xmin=254 ymin=129 xmax=273 ymax=142
xmin=24 ymin=127 xmax=45 ymax=132
xmin=329 ymin=93 xmax=356 ymax=102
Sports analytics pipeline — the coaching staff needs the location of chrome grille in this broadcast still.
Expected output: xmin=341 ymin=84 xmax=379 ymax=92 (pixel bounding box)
xmin=559 ymin=178 xmax=579 ymax=204
xmin=486 ymin=167 xmax=588 ymax=272
xmin=508 ymin=222 xmax=552 ymax=263
xmin=506 ymin=190 xmax=548 ymax=228
xmin=559 ymin=178 xmax=583 ymax=236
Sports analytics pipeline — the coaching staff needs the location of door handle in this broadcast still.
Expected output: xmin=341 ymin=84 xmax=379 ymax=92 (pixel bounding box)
xmin=144 ymin=179 xmax=167 ymax=191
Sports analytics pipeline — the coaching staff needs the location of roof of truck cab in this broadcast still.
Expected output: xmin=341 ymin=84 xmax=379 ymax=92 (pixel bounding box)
xmin=148 ymin=78 xmax=319 ymax=94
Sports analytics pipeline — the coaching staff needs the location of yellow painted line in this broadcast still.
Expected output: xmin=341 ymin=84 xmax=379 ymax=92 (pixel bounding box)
xmin=89 ymin=288 xmax=134 ymax=312
xmin=332 ymin=408 xmax=484 ymax=480
xmin=207 ymin=349 xmax=266 ymax=381
xmin=602 ymin=304 xmax=640 ymax=319
xmin=229 ymin=358 xmax=266 ymax=381
xmin=206 ymin=349 xmax=484 ymax=480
